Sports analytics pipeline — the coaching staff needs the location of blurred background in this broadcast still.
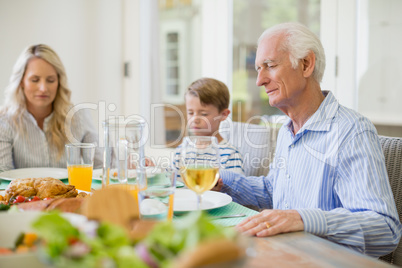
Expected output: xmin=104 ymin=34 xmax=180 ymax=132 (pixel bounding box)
xmin=0 ymin=0 xmax=401 ymax=149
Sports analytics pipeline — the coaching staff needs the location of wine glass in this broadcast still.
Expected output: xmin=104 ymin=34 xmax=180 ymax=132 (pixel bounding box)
xmin=179 ymin=136 xmax=220 ymax=210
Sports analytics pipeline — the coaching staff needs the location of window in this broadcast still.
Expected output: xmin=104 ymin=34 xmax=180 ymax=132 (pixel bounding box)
xmin=156 ymin=0 xmax=321 ymax=146
xmin=160 ymin=23 xmax=186 ymax=103
xmin=158 ymin=0 xmax=200 ymax=147
xmin=232 ymin=0 xmax=321 ymax=124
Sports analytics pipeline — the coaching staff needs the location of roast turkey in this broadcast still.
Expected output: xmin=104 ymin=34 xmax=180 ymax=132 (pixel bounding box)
xmin=4 ymin=177 xmax=78 ymax=202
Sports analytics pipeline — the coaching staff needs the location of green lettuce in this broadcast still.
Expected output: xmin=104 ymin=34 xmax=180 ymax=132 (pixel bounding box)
xmin=32 ymin=212 xmax=146 ymax=268
xmin=143 ymin=211 xmax=236 ymax=266
xmin=31 ymin=211 xmax=237 ymax=268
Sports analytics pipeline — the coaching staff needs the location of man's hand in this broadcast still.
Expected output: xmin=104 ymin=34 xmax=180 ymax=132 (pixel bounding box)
xmin=236 ymin=209 xmax=304 ymax=237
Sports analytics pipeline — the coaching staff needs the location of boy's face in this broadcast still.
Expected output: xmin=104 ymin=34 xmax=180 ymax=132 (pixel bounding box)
xmin=185 ymin=95 xmax=229 ymax=137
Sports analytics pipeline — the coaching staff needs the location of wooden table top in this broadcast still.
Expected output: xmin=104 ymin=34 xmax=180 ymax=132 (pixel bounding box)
xmin=242 ymin=231 xmax=393 ymax=268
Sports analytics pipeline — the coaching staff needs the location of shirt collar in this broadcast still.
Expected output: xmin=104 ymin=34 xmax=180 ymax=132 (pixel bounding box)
xmin=285 ymin=91 xmax=339 ymax=134
xmin=43 ymin=113 xmax=54 ymax=129
xmin=24 ymin=109 xmax=54 ymax=129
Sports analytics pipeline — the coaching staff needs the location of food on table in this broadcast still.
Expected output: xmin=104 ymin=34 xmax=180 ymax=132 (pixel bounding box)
xmin=81 ymin=186 xmax=140 ymax=231
xmin=0 ymin=248 xmax=13 ymax=255
xmin=0 ymin=203 xmax=10 ymax=211
xmin=14 ymin=198 xmax=55 ymax=211
xmin=4 ymin=177 xmax=78 ymax=202
xmin=31 ymin=211 xmax=244 ymax=268
xmin=5 ymin=195 xmax=42 ymax=205
xmin=17 ymin=197 xmax=85 ymax=213
xmin=173 ymin=238 xmax=245 ymax=268
xmin=138 ymin=210 xmax=243 ymax=268
xmin=77 ymin=191 xmax=89 ymax=198
xmin=0 ymin=232 xmax=39 ymax=255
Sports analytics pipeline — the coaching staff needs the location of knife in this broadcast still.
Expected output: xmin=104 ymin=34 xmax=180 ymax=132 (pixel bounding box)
xmin=211 ymin=213 xmax=246 ymax=219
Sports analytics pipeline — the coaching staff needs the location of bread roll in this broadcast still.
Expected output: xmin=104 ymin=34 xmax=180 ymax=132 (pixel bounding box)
xmin=173 ymin=238 xmax=245 ymax=268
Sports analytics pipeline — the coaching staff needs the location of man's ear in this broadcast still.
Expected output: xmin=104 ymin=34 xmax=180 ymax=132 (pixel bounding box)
xmin=220 ymin=109 xmax=230 ymax=121
xmin=301 ymin=51 xmax=315 ymax=78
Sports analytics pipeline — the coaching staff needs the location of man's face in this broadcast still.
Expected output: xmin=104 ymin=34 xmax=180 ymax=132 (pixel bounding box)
xmin=255 ymin=33 xmax=306 ymax=109
xmin=185 ymin=95 xmax=227 ymax=137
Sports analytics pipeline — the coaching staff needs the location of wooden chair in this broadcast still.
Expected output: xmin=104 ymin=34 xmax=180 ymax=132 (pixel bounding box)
xmin=379 ymin=135 xmax=402 ymax=266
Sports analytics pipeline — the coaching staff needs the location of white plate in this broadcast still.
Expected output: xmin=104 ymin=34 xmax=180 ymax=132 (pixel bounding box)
xmin=173 ymin=189 xmax=232 ymax=212
xmin=0 ymin=168 xmax=68 ymax=181
xmin=0 ymin=211 xmax=88 ymax=248
xmin=92 ymin=168 xmax=104 ymax=181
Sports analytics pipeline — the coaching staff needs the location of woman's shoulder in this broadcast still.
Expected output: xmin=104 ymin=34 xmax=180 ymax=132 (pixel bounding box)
xmin=0 ymin=109 xmax=15 ymax=124
xmin=0 ymin=110 xmax=19 ymax=134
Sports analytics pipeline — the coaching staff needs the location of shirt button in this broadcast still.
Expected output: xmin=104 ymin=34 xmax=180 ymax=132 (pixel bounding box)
xmin=291 ymin=144 xmax=295 ymax=148
xmin=285 ymin=203 xmax=289 ymax=209
xmin=287 ymin=174 xmax=290 ymax=179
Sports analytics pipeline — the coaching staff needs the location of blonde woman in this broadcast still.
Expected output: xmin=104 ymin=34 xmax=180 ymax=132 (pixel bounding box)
xmin=0 ymin=44 xmax=102 ymax=171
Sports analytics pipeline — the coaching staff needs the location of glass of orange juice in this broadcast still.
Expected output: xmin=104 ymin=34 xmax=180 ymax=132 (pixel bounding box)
xmin=65 ymin=143 xmax=96 ymax=192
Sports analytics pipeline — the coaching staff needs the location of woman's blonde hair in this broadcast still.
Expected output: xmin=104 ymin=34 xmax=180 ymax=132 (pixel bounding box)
xmin=1 ymin=44 xmax=72 ymax=158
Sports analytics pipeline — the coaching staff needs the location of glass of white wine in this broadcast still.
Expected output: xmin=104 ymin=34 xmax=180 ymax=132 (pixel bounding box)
xmin=179 ymin=136 xmax=220 ymax=210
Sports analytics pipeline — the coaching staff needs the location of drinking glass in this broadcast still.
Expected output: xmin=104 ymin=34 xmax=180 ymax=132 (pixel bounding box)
xmin=179 ymin=136 xmax=220 ymax=210
xmin=65 ymin=143 xmax=95 ymax=192
xmin=102 ymin=118 xmax=145 ymax=188
xmin=137 ymin=166 xmax=176 ymax=221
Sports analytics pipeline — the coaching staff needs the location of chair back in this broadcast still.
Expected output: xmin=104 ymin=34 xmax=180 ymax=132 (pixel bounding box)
xmin=379 ymin=135 xmax=402 ymax=265
xmin=220 ymin=121 xmax=275 ymax=177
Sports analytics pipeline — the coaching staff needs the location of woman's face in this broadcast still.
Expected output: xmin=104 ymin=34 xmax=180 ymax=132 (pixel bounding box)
xmin=21 ymin=57 xmax=58 ymax=114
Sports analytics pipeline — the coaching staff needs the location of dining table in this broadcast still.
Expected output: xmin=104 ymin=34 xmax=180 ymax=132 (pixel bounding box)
xmin=0 ymin=176 xmax=395 ymax=268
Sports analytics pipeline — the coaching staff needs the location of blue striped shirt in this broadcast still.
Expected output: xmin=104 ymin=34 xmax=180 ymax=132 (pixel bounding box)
xmin=221 ymin=91 xmax=401 ymax=257
xmin=174 ymin=138 xmax=244 ymax=175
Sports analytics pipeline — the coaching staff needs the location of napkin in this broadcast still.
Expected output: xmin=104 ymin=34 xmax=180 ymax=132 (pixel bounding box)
xmin=208 ymin=202 xmax=259 ymax=227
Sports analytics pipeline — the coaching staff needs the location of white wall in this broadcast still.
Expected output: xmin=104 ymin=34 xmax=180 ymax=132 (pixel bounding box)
xmin=321 ymin=0 xmax=402 ymax=128
xmin=200 ymin=0 xmax=233 ymax=89
xmin=356 ymin=0 xmax=402 ymax=126
xmin=0 ymin=0 xmax=124 ymax=130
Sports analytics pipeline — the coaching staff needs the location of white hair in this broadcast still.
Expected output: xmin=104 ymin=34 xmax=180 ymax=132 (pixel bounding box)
xmin=258 ymin=22 xmax=326 ymax=83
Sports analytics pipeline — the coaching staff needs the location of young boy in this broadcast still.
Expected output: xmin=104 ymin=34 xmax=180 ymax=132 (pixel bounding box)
xmin=174 ymin=77 xmax=244 ymax=175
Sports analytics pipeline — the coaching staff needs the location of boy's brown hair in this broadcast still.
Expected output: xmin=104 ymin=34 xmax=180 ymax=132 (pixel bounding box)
xmin=186 ymin=78 xmax=230 ymax=112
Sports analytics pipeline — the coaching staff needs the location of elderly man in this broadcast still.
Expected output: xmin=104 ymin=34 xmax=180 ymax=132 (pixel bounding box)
xmin=218 ymin=22 xmax=401 ymax=257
